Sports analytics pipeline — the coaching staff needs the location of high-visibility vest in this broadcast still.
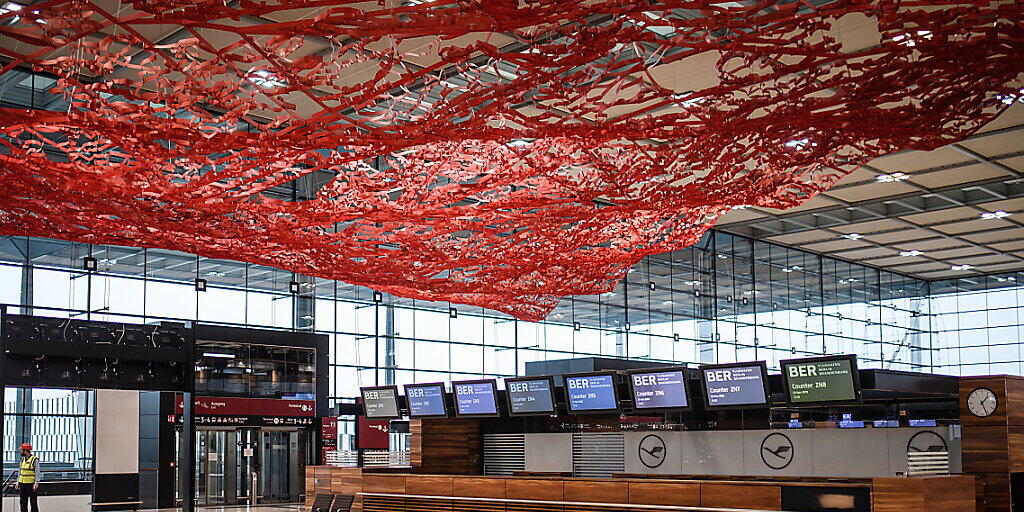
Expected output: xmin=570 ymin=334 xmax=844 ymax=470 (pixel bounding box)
xmin=18 ymin=455 xmax=37 ymax=484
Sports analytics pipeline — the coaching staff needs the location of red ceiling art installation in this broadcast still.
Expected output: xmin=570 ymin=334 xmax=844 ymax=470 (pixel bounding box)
xmin=0 ymin=0 xmax=1022 ymax=320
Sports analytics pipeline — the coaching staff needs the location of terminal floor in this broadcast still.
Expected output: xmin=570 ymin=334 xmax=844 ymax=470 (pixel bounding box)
xmin=140 ymin=505 xmax=304 ymax=512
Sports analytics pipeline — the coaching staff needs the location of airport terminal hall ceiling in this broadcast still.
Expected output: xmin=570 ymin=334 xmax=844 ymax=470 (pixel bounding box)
xmin=0 ymin=0 xmax=1021 ymax=321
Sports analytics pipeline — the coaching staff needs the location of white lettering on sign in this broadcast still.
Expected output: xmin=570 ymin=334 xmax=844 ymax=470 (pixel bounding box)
xmin=633 ymin=374 xmax=658 ymax=386
xmin=706 ymin=370 xmax=733 ymax=382
xmin=509 ymin=382 xmax=530 ymax=393
xmin=789 ymin=365 xmax=817 ymax=377
xmin=568 ymin=379 xmax=590 ymax=389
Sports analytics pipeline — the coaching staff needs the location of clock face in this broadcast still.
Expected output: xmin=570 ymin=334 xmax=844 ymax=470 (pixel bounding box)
xmin=967 ymin=388 xmax=998 ymax=417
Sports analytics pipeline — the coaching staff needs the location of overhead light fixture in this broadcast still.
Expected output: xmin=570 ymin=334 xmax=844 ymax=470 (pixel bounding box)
xmin=842 ymin=233 xmax=864 ymax=240
xmin=0 ymin=2 xmax=23 ymax=15
xmin=247 ymin=69 xmax=287 ymax=88
xmin=661 ymin=300 xmax=674 ymax=306
xmin=892 ymin=29 xmax=933 ymax=47
xmin=782 ymin=267 xmax=793 ymax=273
xmin=899 ymin=250 xmax=922 ymax=257
xmin=876 ymin=172 xmax=909 ymax=182
xmin=997 ymin=88 xmax=1024 ymax=105
xmin=951 ymin=264 xmax=974 ymax=271
xmin=602 ymin=292 xmax=616 ymax=298
xmin=783 ymin=138 xmax=813 ymax=149
xmin=203 ymin=352 xmax=236 ymax=359
xmin=980 ymin=210 xmax=1010 ymax=220
xmin=730 ymin=204 xmax=750 ymax=210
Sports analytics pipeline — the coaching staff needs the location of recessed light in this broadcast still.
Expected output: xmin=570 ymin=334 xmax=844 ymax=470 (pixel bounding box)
xmin=899 ymin=250 xmax=922 ymax=257
xmin=876 ymin=172 xmax=909 ymax=182
xmin=980 ymin=210 xmax=1010 ymax=220
xmin=842 ymin=233 xmax=864 ymax=240
xmin=951 ymin=264 xmax=974 ymax=271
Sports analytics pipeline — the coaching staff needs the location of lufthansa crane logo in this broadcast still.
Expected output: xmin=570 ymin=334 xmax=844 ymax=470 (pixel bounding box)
xmin=638 ymin=434 xmax=667 ymax=468
xmin=760 ymin=433 xmax=794 ymax=470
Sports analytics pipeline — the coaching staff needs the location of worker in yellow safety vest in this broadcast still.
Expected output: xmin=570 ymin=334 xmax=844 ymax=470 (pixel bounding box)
xmin=15 ymin=443 xmax=39 ymax=512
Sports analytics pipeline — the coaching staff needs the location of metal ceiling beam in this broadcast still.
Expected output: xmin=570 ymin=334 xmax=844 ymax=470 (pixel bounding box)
xmin=720 ymin=177 xmax=1023 ymax=236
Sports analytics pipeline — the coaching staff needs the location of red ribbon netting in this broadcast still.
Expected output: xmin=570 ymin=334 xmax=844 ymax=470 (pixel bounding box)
xmin=0 ymin=0 xmax=1021 ymax=320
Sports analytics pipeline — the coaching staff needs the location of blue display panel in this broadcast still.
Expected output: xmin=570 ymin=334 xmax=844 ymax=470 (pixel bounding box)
xmin=565 ymin=372 xmax=619 ymax=413
xmin=452 ymin=380 xmax=500 ymax=417
xmin=700 ymin=362 xmax=771 ymax=409
xmin=405 ymin=383 xmax=448 ymax=418
xmin=505 ymin=376 xmax=556 ymax=415
xmin=629 ymin=369 xmax=690 ymax=410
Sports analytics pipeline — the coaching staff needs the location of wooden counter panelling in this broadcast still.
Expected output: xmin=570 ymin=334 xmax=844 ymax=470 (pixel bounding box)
xmin=701 ymin=483 xmax=781 ymax=510
xmin=626 ymin=481 xmax=701 ymax=507
xmin=563 ymin=480 xmax=629 ymax=504
xmin=506 ymin=478 xmax=563 ymax=501
xmin=306 ymin=467 xmax=976 ymax=512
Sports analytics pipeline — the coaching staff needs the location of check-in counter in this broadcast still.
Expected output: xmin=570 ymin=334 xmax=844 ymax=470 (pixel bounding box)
xmin=306 ymin=466 xmax=976 ymax=511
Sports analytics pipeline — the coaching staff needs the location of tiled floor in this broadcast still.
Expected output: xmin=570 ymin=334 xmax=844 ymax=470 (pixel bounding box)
xmin=140 ymin=505 xmax=305 ymax=512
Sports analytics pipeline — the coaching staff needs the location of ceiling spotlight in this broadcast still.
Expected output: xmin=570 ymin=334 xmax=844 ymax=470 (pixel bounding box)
xmin=951 ymin=264 xmax=974 ymax=271
xmin=876 ymin=172 xmax=910 ymax=182
xmin=782 ymin=267 xmax=793 ymax=273
xmin=997 ymin=88 xmax=1024 ymax=105
xmin=247 ymin=69 xmax=287 ymax=88
xmin=899 ymin=250 xmax=922 ymax=257
xmin=980 ymin=210 xmax=1010 ymax=220
xmin=783 ymin=138 xmax=813 ymax=149
xmin=842 ymin=233 xmax=864 ymax=240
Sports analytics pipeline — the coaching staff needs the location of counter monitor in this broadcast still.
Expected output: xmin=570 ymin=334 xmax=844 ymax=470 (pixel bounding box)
xmin=505 ymin=376 xmax=557 ymax=415
xmin=781 ymin=354 xmax=861 ymax=405
xmin=452 ymin=379 xmax=500 ymax=417
xmin=360 ymin=385 xmax=401 ymax=419
xmin=700 ymin=361 xmax=771 ymax=409
xmin=628 ymin=368 xmax=690 ymax=410
xmin=564 ymin=372 xmax=619 ymax=413
xmin=405 ymin=383 xmax=448 ymax=418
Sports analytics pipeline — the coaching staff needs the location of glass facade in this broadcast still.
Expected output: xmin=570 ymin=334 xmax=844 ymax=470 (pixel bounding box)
xmin=930 ymin=272 xmax=1024 ymax=376
xmin=2 ymin=388 xmax=95 ymax=482
xmin=0 ymin=234 xmax=1021 ymax=410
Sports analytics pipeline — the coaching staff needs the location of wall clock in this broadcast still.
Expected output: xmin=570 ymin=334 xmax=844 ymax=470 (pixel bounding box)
xmin=966 ymin=387 xmax=998 ymax=417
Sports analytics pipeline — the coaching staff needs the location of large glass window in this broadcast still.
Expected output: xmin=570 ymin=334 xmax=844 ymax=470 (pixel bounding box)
xmin=1 ymin=234 xmax=1022 ymax=408
xmin=3 ymin=388 xmax=94 ymax=482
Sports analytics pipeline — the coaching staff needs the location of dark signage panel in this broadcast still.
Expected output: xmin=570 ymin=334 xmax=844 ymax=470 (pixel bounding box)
xmin=506 ymin=377 xmax=556 ymax=415
xmin=453 ymin=380 xmax=499 ymax=417
xmin=565 ymin=373 xmax=618 ymax=412
xmin=782 ymin=355 xmax=861 ymax=405
xmin=361 ymin=386 xmax=401 ymax=418
xmin=701 ymin=363 xmax=770 ymax=408
xmin=406 ymin=383 xmax=448 ymax=418
xmin=630 ymin=370 xmax=689 ymax=409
